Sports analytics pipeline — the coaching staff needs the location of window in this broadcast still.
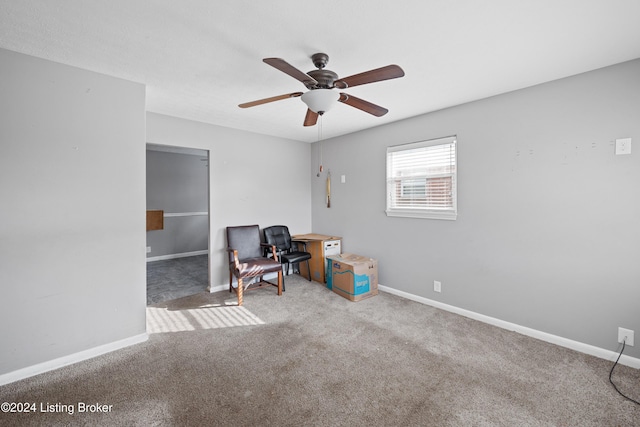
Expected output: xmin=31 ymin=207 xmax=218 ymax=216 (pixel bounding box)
xmin=386 ymin=136 xmax=457 ymax=220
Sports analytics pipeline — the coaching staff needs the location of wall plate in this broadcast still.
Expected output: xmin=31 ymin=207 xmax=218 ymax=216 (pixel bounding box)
xmin=615 ymin=138 xmax=632 ymax=155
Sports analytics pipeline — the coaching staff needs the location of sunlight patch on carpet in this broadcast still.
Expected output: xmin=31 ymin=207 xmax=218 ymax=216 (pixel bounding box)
xmin=147 ymin=305 xmax=265 ymax=333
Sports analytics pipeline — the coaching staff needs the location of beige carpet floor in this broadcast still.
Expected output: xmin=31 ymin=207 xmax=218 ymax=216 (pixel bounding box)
xmin=1 ymin=274 xmax=638 ymax=426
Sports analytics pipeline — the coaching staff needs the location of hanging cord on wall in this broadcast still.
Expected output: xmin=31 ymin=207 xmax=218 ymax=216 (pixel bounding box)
xmin=326 ymin=169 xmax=331 ymax=208
xmin=609 ymin=338 xmax=640 ymax=405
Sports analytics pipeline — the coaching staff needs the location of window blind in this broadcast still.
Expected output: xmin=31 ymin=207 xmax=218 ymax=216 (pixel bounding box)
xmin=386 ymin=136 xmax=457 ymax=220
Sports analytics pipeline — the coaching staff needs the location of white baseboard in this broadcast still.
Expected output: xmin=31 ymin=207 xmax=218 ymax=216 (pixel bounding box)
xmin=146 ymin=250 xmax=208 ymax=262
xmin=378 ymin=285 xmax=640 ymax=369
xmin=0 ymin=333 xmax=149 ymax=386
xmin=209 ymin=284 xmax=228 ymax=293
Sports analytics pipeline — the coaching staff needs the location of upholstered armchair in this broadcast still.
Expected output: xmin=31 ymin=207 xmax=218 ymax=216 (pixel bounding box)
xmin=226 ymin=225 xmax=283 ymax=306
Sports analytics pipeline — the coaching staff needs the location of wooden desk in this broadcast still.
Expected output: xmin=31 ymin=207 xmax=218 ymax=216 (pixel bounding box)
xmin=292 ymin=234 xmax=342 ymax=284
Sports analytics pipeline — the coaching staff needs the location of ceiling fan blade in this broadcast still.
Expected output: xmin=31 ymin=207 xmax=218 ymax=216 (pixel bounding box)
xmin=238 ymin=92 xmax=303 ymax=108
xmin=263 ymin=58 xmax=318 ymax=87
xmin=334 ymin=64 xmax=404 ymax=89
xmin=303 ymin=109 xmax=319 ymax=126
xmin=339 ymin=93 xmax=388 ymax=117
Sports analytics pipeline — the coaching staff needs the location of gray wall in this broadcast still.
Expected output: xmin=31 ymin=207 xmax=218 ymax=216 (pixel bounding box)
xmin=2 ymin=45 xmax=635 ymax=381
xmin=146 ymin=149 xmax=209 ymax=258
xmin=311 ymin=59 xmax=640 ymax=359
xmin=0 ymin=49 xmax=147 ymax=375
xmin=146 ymin=112 xmax=313 ymax=287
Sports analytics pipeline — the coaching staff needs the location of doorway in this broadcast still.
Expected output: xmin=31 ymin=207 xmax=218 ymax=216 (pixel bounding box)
xmin=145 ymin=144 xmax=210 ymax=305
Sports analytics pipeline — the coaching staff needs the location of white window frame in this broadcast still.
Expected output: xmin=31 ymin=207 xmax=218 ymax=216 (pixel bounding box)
xmin=386 ymin=136 xmax=457 ymax=220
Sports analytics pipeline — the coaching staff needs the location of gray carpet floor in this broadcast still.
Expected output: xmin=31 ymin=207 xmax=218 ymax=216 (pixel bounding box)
xmin=146 ymin=255 xmax=209 ymax=305
xmin=2 ymin=274 xmax=639 ymax=426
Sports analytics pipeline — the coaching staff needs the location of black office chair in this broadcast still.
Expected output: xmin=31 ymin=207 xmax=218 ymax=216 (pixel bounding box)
xmin=263 ymin=225 xmax=312 ymax=291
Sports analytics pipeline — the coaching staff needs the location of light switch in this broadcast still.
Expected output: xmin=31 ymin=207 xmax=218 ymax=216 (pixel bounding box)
xmin=615 ymin=138 xmax=632 ymax=155
xmin=341 ymin=175 xmax=346 ymax=183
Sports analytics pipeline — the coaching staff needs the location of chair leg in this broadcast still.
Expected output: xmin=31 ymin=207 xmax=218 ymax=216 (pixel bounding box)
xmin=276 ymin=270 xmax=283 ymax=296
xmin=237 ymin=278 xmax=243 ymax=306
xmin=281 ymin=264 xmax=286 ymax=292
xmin=306 ymin=259 xmax=312 ymax=281
xmin=229 ymin=270 xmax=233 ymax=293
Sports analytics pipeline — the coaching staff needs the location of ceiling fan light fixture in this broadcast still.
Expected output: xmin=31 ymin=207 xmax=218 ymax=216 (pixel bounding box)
xmin=240 ymin=54 xmax=405 ymax=126
xmin=301 ymin=89 xmax=339 ymax=114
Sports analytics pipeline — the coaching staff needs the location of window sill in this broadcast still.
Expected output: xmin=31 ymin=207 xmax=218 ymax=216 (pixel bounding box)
xmin=385 ymin=209 xmax=457 ymax=220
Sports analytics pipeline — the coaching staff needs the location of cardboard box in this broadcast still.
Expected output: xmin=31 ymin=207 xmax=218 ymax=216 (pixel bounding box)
xmin=326 ymin=253 xmax=378 ymax=302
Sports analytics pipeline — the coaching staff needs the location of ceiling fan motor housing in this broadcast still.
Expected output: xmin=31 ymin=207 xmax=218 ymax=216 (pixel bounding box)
xmin=305 ymin=53 xmax=338 ymax=89
xmin=306 ymin=69 xmax=338 ymax=89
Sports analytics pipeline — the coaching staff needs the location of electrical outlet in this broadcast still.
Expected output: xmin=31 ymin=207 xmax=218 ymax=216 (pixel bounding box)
xmin=146 ymin=246 xmax=151 ymax=253
xmin=618 ymin=327 xmax=634 ymax=346
xmin=434 ymin=280 xmax=441 ymax=293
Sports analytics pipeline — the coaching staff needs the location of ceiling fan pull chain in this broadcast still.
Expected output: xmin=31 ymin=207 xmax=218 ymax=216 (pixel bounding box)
xmin=318 ymin=115 xmax=324 ymax=175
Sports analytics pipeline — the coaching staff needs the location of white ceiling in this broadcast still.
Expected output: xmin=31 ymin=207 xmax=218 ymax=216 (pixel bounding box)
xmin=2 ymin=0 xmax=640 ymax=143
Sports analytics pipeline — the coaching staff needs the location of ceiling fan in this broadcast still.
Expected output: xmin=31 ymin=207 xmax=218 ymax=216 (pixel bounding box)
xmin=239 ymin=53 xmax=405 ymax=126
